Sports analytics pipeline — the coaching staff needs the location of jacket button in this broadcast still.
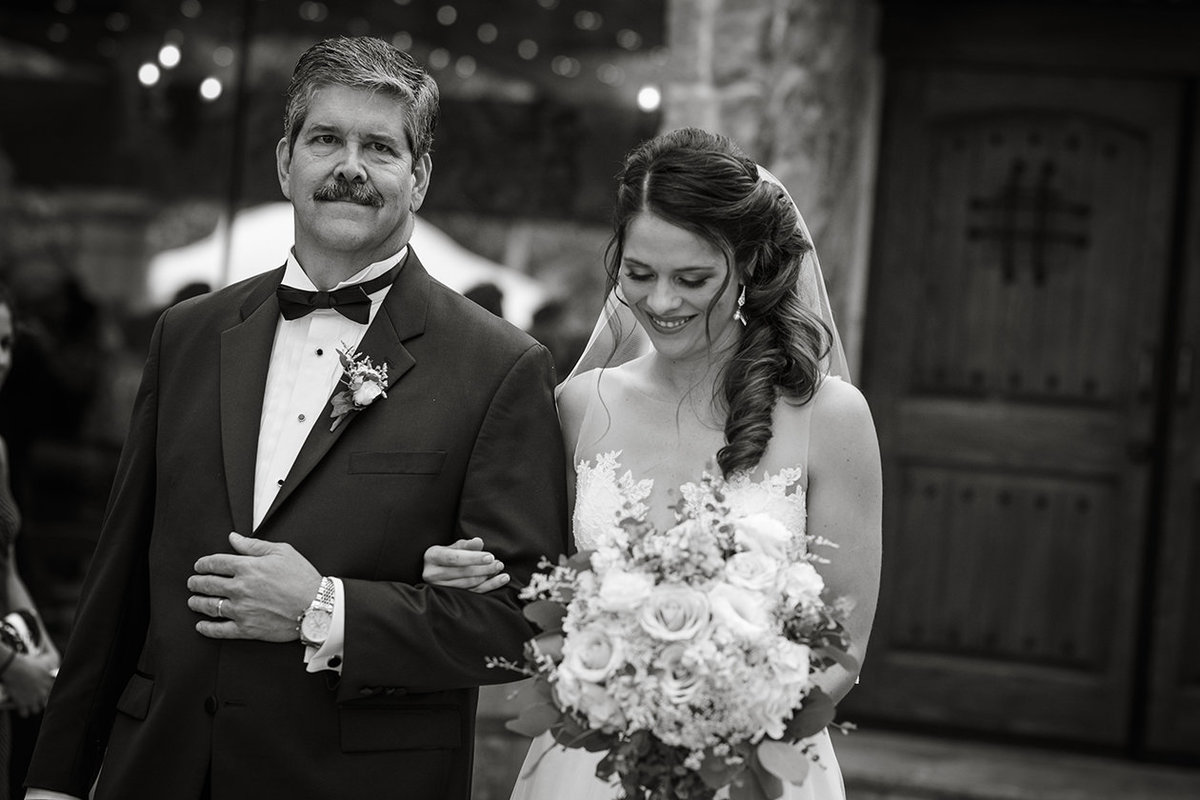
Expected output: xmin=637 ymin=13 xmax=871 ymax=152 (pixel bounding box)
xmin=204 ymin=695 xmax=219 ymax=714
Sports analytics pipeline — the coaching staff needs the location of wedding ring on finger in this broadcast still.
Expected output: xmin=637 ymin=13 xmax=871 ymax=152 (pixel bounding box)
xmin=217 ymin=598 xmax=225 ymax=619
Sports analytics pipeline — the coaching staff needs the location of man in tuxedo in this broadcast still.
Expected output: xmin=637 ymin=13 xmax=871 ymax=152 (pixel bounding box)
xmin=24 ymin=36 xmax=567 ymax=800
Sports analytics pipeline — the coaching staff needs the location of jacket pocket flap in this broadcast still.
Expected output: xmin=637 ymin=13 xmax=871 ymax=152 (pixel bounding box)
xmin=339 ymin=705 xmax=462 ymax=752
xmin=348 ymin=451 xmax=446 ymax=475
xmin=116 ymin=673 xmax=154 ymax=720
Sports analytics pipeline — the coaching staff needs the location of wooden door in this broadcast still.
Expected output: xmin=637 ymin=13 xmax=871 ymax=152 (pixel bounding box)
xmin=843 ymin=67 xmax=1183 ymax=745
xmin=1145 ymin=96 xmax=1200 ymax=760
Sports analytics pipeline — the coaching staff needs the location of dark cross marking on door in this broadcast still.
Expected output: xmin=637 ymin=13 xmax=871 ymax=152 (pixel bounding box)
xmin=967 ymin=158 xmax=1090 ymax=285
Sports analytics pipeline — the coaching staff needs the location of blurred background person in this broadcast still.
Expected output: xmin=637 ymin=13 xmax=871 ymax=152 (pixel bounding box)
xmin=0 ymin=284 xmax=60 ymax=800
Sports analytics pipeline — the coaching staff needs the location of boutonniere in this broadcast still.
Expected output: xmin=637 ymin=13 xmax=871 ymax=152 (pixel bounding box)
xmin=330 ymin=345 xmax=389 ymax=431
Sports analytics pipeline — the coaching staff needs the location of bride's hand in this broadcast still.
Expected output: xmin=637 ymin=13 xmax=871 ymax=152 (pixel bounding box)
xmin=422 ymin=537 xmax=510 ymax=593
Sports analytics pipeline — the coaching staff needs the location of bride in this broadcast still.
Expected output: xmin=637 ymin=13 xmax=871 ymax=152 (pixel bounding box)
xmin=424 ymin=127 xmax=882 ymax=800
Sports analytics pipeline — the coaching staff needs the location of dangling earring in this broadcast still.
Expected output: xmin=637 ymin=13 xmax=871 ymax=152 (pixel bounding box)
xmin=734 ymin=285 xmax=748 ymax=326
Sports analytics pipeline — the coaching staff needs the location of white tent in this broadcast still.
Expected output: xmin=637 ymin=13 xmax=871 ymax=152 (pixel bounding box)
xmin=145 ymin=203 xmax=546 ymax=329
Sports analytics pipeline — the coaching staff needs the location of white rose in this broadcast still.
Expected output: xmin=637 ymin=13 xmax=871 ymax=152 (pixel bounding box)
xmin=750 ymin=642 xmax=812 ymax=739
xmin=725 ymin=551 xmax=780 ymax=593
xmin=769 ymin=640 xmax=812 ymax=685
xmin=639 ymin=586 xmax=711 ymax=641
xmin=597 ymin=569 xmax=654 ymax=612
xmin=552 ymin=662 xmax=584 ymax=708
xmin=779 ymin=562 xmax=825 ymax=607
xmin=562 ymin=628 xmax=624 ymax=683
xmin=656 ymin=643 xmax=703 ymax=705
xmin=708 ymin=582 xmax=771 ymax=640
xmin=734 ymin=513 xmax=791 ymax=560
xmin=352 ymin=379 xmax=385 ymax=406
xmin=578 ymin=680 xmax=627 ymax=731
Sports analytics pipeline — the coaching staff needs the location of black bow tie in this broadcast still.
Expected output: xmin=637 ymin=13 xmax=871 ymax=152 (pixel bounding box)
xmin=276 ymin=262 xmax=403 ymax=324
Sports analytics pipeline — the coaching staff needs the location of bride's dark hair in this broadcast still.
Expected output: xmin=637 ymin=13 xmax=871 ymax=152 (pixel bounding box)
xmin=603 ymin=127 xmax=831 ymax=477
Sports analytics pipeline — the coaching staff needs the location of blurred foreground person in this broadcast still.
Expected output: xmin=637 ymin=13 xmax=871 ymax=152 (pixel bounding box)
xmin=25 ymin=36 xmax=566 ymax=800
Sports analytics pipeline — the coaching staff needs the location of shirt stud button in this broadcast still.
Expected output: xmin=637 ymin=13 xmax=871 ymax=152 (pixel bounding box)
xmin=298 ymin=413 xmax=306 ymax=422
xmin=204 ymin=695 xmax=219 ymax=714
xmin=316 ymin=348 xmax=324 ymax=356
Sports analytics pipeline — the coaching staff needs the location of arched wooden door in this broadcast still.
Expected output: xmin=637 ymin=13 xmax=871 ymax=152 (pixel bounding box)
xmin=844 ymin=66 xmax=1183 ymax=745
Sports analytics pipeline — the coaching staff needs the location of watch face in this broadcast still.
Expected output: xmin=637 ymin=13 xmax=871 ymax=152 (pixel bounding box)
xmin=300 ymin=607 xmax=333 ymax=644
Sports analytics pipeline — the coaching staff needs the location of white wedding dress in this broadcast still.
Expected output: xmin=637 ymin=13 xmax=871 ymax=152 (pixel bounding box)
xmin=510 ymin=374 xmax=847 ymax=800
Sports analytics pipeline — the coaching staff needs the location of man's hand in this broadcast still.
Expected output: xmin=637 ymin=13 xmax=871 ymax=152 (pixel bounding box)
xmin=188 ymin=532 xmax=321 ymax=641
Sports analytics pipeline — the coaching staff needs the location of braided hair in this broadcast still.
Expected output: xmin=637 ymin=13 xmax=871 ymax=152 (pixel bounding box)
xmin=604 ymin=128 xmax=831 ymax=477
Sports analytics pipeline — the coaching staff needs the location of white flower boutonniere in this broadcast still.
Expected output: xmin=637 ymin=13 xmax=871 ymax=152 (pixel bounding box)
xmin=330 ymin=345 xmax=388 ymax=431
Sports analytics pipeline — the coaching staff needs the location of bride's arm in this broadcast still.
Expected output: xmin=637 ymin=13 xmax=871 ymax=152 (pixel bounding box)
xmin=803 ymin=378 xmax=883 ymax=705
xmin=422 ymin=372 xmax=591 ymax=589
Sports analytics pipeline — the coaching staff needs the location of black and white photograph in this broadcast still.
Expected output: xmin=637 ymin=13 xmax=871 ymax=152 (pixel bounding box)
xmin=0 ymin=1 xmax=1198 ymax=799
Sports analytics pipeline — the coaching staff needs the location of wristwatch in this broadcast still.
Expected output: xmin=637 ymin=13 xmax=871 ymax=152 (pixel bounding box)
xmin=298 ymin=576 xmax=336 ymax=647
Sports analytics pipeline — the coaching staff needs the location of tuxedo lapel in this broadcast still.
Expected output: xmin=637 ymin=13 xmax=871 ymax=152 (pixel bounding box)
xmin=259 ymin=252 xmax=432 ymax=529
xmin=219 ymin=267 xmax=286 ymax=535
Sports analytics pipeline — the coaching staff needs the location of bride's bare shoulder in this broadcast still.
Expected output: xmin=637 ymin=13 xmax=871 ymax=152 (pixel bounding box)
xmin=810 ymin=376 xmax=872 ymax=429
xmin=558 ymin=359 xmax=648 ymax=407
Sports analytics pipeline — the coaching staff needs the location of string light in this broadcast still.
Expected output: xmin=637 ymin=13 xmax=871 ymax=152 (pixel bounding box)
xmin=517 ymin=39 xmax=538 ymax=60
xmin=596 ymin=63 xmax=623 ymax=86
xmin=159 ymin=44 xmax=182 ymax=69
xmin=138 ymin=63 xmax=162 ymax=87
xmin=114 ymin=0 xmax=659 ymax=112
xmin=455 ymin=56 xmax=476 ymax=78
xmin=199 ymin=77 xmax=223 ymax=101
xmin=298 ymin=2 xmax=328 ymax=23
xmin=551 ymin=56 xmax=581 ymax=78
xmin=574 ymin=11 xmax=603 ymax=31
xmin=616 ymin=29 xmax=642 ymax=50
xmin=477 ymin=23 xmax=498 ymax=43
xmin=637 ymin=85 xmax=661 ymax=112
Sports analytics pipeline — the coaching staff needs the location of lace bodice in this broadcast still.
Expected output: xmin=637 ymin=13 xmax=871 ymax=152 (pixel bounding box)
xmin=573 ymin=450 xmax=807 ymax=552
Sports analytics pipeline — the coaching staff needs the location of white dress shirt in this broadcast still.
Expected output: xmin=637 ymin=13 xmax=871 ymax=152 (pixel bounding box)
xmin=257 ymin=248 xmax=405 ymax=675
xmin=24 ymin=249 xmax=405 ymax=800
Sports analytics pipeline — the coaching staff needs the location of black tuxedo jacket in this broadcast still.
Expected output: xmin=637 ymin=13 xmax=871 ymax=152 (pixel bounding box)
xmin=26 ymin=251 xmax=569 ymax=799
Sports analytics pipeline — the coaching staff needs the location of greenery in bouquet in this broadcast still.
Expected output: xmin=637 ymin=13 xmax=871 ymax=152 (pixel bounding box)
xmin=488 ymin=472 xmax=857 ymax=800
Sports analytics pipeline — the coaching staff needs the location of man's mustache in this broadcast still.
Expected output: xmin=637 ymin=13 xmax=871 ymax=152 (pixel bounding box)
xmin=313 ymin=179 xmax=383 ymax=207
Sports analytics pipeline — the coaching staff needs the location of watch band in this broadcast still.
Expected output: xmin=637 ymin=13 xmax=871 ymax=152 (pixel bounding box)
xmin=311 ymin=576 xmax=336 ymax=612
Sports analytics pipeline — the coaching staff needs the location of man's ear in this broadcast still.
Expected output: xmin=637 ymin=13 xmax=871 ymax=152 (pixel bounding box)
xmin=409 ymin=152 xmax=432 ymax=212
xmin=275 ymin=137 xmax=293 ymax=200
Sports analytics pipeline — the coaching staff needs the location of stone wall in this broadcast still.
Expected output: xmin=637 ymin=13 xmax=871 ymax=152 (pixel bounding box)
xmin=663 ymin=0 xmax=882 ymax=374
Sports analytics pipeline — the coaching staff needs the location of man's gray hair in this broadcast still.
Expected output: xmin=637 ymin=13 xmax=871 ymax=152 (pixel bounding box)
xmin=283 ymin=36 xmax=439 ymax=159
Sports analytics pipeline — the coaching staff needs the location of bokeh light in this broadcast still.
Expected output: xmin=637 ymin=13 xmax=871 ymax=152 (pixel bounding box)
xmin=637 ymin=85 xmax=661 ymax=112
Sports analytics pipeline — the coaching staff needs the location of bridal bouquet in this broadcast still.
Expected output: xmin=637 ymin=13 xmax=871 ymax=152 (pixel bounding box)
xmin=490 ymin=472 xmax=856 ymax=800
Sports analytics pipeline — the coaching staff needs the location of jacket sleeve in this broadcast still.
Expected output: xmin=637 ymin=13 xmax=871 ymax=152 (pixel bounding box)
xmin=337 ymin=342 xmax=569 ymax=699
xmin=24 ymin=312 xmax=164 ymax=796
